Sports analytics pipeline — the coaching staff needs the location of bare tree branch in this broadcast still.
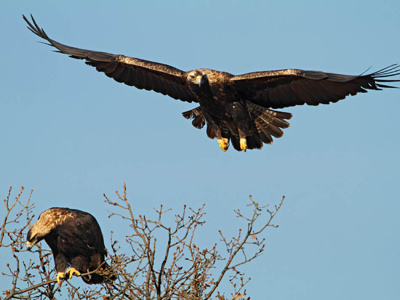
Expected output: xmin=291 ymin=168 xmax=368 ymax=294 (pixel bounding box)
xmin=1 ymin=185 xmax=285 ymax=300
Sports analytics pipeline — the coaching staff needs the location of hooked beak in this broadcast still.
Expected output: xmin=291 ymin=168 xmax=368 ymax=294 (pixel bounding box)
xmin=195 ymin=75 xmax=203 ymax=87
xmin=191 ymin=75 xmax=204 ymax=87
xmin=26 ymin=241 xmax=34 ymax=251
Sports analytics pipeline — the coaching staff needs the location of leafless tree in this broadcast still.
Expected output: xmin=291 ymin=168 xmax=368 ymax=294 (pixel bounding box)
xmin=1 ymin=185 xmax=284 ymax=300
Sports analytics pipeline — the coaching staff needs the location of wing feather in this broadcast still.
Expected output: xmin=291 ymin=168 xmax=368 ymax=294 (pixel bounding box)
xmin=231 ymin=67 xmax=400 ymax=109
xmin=23 ymin=15 xmax=198 ymax=103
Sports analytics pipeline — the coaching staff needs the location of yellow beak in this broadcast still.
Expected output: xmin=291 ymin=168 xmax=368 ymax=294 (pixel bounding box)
xmin=191 ymin=75 xmax=203 ymax=87
xmin=26 ymin=241 xmax=35 ymax=250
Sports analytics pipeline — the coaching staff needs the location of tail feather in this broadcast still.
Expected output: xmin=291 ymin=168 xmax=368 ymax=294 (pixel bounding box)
xmin=259 ymin=130 xmax=273 ymax=144
xmin=231 ymin=135 xmax=241 ymax=151
xmin=264 ymin=123 xmax=284 ymax=138
xmin=254 ymin=120 xmax=273 ymax=144
xmin=246 ymin=134 xmax=262 ymax=150
xmin=257 ymin=111 xmax=291 ymax=128
xmin=247 ymin=102 xmax=291 ymax=143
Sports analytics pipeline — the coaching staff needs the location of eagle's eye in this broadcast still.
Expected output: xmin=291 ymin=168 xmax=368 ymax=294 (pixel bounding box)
xmin=189 ymin=73 xmax=202 ymax=85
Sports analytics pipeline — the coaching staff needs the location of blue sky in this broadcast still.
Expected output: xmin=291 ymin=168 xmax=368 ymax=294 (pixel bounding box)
xmin=1 ymin=1 xmax=400 ymax=299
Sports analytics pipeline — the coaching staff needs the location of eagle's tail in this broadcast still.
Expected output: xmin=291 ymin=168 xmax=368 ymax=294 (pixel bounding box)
xmin=247 ymin=102 xmax=292 ymax=145
xmin=183 ymin=104 xmax=292 ymax=151
xmin=81 ymin=261 xmax=116 ymax=285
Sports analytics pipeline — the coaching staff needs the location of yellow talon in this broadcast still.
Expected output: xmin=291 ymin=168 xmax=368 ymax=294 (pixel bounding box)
xmin=240 ymin=138 xmax=247 ymax=152
xmin=56 ymin=272 xmax=66 ymax=285
xmin=66 ymin=267 xmax=81 ymax=279
xmin=217 ymin=138 xmax=229 ymax=152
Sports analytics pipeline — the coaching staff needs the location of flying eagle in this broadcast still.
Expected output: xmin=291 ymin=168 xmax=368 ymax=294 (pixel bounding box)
xmin=23 ymin=15 xmax=400 ymax=152
xmin=26 ymin=207 xmax=115 ymax=284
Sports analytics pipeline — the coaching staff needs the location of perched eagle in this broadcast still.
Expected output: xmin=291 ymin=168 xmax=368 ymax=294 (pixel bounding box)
xmin=23 ymin=15 xmax=400 ymax=152
xmin=26 ymin=207 xmax=115 ymax=284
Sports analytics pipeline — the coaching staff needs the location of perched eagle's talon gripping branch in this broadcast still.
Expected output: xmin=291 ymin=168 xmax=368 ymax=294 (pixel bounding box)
xmin=66 ymin=267 xmax=81 ymax=279
xmin=56 ymin=272 xmax=66 ymax=285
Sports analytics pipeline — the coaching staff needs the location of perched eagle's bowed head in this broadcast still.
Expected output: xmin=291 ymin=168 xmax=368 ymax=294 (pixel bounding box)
xmin=23 ymin=15 xmax=400 ymax=152
xmin=27 ymin=207 xmax=115 ymax=285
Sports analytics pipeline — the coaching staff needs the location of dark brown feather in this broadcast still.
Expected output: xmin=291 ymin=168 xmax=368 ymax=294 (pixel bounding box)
xmin=23 ymin=14 xmax=197 ymax=103
xmin=247 ymin=102 xmax=291 ymax=143
xmin=231 ymin=67 xmax=400 ymax=109
xmin=182 ymin=107 xmax=205 ymax=129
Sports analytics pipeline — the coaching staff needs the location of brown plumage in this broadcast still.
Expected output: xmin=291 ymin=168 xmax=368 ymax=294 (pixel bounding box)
xmin=26 ymin=207 xmax=115 ymax=284
xmin=23 ymin=15 xmax=400 ymax=152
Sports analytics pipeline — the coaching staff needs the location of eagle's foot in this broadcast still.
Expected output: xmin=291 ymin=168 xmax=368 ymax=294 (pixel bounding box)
xmin=240 ymin=138 xmax=247 ymax=152
xmin=217 ymin=138 xmax=229 ymax=152
xmin=56 ymin=272 xmax=66 ymax=285
xmin=66 ymin=267 xmax=81 ymax=279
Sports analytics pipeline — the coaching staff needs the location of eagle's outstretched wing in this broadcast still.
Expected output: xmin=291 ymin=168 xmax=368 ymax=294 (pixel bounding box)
xmin=23 ymin=15 xmax=198 ymax=103
xmin=230 ymin=66 xmax=400 ymax=109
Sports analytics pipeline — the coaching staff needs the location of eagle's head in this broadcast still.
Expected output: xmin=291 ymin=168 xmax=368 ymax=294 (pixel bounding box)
xmin=26 ymin=224 xmax=48 ymax=250
xmin=187 ymin=70 xmax=209 ymax=88
xmin=26 ymin=208 xmax=66 ymax=250
xmin=26 ymin=229 xmax=41 ymax=250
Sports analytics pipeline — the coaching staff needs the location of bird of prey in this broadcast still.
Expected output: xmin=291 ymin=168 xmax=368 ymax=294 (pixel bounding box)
xmin=23 ymin=15 xmax=400 ymax=152
xmin=27 ymin=207 xmax=115 ymax=284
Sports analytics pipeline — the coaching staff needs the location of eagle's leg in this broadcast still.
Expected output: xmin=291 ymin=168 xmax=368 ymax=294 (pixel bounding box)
xmin=54 ymin=253 xmax=69 ymax=284
xmin=240 ymin=138 xmax=247 ymax=152
xmin=217 ymin=137 xmax=229 ymax=152
xmin=214 ymin=127 xmax=229 ymax=151
xmin=238 ymin=129 xmax=247 ymax=152
xmin=56 ymin=272 xmax=66 ymax=284
xmin=66 ymin=267 xmax=81 ymax=279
